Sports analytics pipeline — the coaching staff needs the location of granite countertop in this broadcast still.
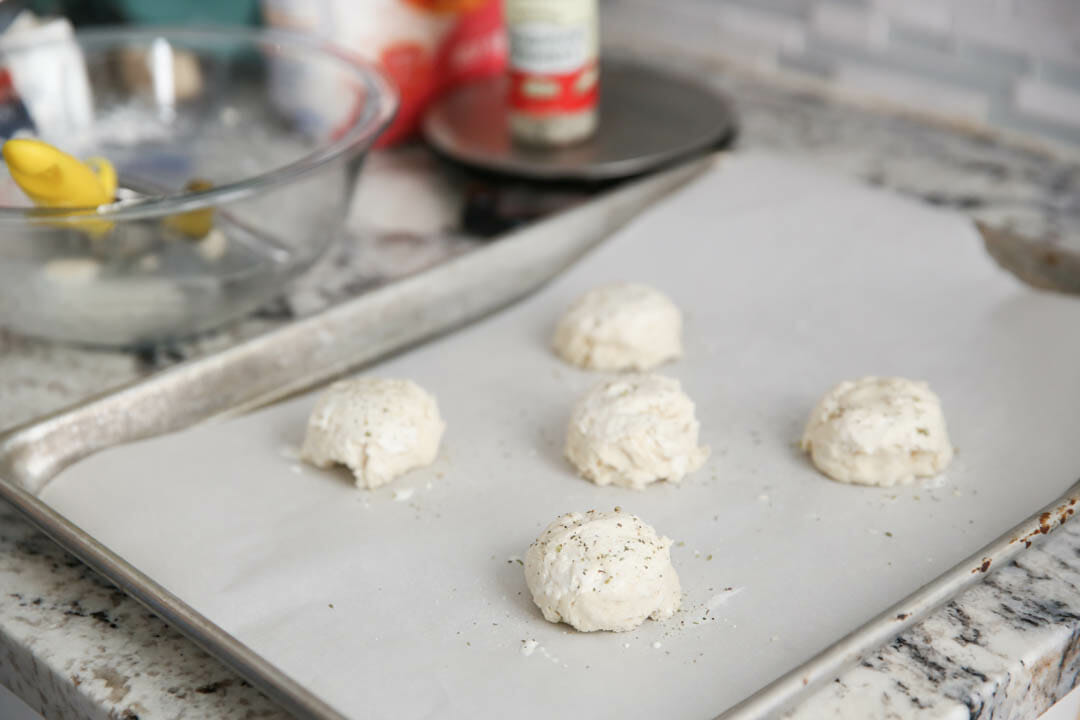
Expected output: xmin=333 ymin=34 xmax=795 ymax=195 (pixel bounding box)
xmin=3 ymin=36 xmax=1080 ymax=720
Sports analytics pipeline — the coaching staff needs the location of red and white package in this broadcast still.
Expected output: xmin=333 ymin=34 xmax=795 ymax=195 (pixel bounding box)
xmin=262 ymin=0 xmax=506 ymax=147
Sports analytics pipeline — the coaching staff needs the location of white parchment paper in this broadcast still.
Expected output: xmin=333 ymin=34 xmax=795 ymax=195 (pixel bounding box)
xmin=42 ymin=154 xmax=1080 ymax=719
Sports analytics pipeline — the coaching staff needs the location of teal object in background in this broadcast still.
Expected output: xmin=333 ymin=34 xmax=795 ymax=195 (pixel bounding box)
xmin=26 ymin=0 xmax=261 ymax=26
xmin=114 ymin=0 xmax=259 ymax=25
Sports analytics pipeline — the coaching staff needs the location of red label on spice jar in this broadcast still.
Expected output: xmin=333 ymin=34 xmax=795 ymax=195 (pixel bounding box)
xmin=509 ymin=62 xmax=597 ymax=115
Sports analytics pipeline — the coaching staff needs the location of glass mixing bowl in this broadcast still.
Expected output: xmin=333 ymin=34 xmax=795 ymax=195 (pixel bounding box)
xmin=0 ymin=26 xmax=396 ymax=347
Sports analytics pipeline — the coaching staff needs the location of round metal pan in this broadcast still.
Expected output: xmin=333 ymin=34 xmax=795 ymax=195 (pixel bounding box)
xmin=422 ymin=58 xmax=737 ymax=181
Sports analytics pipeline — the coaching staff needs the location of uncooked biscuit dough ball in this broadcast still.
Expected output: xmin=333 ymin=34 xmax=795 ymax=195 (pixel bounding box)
xmin=524 ymin=510 xmax=681 ymax=632
xmin=553 ymin=283 xmax=682 ymax=371
xmin=800 ymin=376 xmax=953 ymax=487
xmin=565 ymin=374 xmax=709 ymax=490
xmin=301 ymin=378 xmax=445 ymax=489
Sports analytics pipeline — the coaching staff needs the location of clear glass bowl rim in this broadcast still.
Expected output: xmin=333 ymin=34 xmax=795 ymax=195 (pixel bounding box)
xmin=0 ymin=24 xmax=398 ymax=225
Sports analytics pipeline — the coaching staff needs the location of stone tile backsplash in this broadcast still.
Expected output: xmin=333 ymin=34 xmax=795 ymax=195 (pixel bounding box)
xmin=605 ymin=0 xmax=1080 ymax=146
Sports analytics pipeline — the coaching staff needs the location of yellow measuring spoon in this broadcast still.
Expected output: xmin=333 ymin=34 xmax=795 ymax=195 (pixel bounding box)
xmin=3 ymin=138 xmax=116 ymax=207
xmin=2 ymin=138 xmax=117 ymax=235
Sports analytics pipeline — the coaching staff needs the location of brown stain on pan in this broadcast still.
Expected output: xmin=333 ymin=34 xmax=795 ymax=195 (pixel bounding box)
xmin=1009 ymin=497 xmax=1080 ymax=548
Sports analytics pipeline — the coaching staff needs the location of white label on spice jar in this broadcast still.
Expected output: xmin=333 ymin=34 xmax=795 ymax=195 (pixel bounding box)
xmin=506 ymin=0 xmax=596 ymax=74
xmin=509 ymin=24 xmax=590 ymax=74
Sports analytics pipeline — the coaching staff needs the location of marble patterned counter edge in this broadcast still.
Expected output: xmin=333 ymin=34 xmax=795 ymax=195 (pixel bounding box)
xmin=788 ymin=520 xmax=1080 ymax=719
xmin=0 ymin=500 xmax=287 ymax=720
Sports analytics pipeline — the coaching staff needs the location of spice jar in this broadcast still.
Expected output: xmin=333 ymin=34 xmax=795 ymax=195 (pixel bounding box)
xmin=505 ymin=0 xmax=598 ymax=146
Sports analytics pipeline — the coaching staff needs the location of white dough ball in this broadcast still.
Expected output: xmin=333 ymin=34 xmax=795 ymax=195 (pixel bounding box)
xmin=565 ymin=374 xmax=709 ymax=490
xmin=800 ymin=376 xmax=953 ymax=487
xmin=524 ymin=509 xmax=681 ymax=632
xmin=552 ymin=283 xmax=682 ymax=371
xmin=301 ymin=378 xmax=445 ymax=489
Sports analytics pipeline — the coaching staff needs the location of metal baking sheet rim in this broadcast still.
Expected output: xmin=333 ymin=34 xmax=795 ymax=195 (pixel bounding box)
xmin=2 ymin=158 xmax=1078 ymax=719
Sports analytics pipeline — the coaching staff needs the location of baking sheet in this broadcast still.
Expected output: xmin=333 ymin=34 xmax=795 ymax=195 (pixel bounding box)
xmin=39 ymin=153 xmax=1080 ymax=719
